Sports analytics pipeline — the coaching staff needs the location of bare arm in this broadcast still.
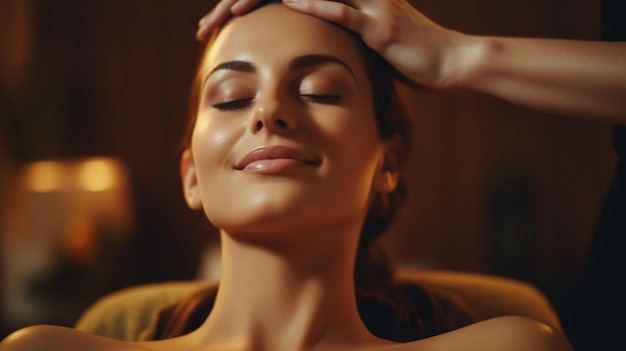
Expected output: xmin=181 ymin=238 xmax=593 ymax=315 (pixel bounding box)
xmin=197 ymin=0 xmax=626 ymax=123
xmin=452 ymin=35 xmax=626 ymax=122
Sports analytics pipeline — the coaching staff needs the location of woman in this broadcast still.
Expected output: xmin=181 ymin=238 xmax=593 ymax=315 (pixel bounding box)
xmin=0 ymin=2 xmax=573 ymax=350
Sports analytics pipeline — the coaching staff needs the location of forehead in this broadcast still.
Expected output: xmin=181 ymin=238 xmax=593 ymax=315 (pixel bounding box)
xmin=203 ymin=4 xmax=368 ymax=75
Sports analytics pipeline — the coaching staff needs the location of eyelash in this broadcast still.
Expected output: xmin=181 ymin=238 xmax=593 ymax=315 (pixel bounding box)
xmin=212 ymin=98 xmax=254 ymax=111
xmin=299 ymin=94 xmax=341 ymax=104
xmin=212 ymin=94 xmax=341 ymax=111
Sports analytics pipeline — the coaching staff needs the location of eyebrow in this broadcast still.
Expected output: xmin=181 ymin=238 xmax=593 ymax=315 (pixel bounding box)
xmin=207 ymin=54 xmax=355 ymax=79
xmin=290 ymin=54 xmax=355 ymax=78
xmin=208 ymin=60 xmax=256 ymax=76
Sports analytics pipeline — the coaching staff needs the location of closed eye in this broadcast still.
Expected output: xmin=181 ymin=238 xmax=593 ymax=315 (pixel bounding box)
xmin=299 ymin=94 xmax=341 ymax=104
xmin=213 ymin=98 xmax=255 ymax=111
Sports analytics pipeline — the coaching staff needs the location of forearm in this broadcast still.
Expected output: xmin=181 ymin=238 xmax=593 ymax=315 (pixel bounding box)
xmin=451 ymin=36 xmax=626 ymax=123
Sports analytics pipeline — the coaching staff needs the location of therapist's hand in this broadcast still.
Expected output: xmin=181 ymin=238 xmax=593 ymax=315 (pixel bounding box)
xmin=196 ymin=0 xmax=469 ymax=90
xmin=282 ymin=0 xmax=469 ymax=90
xmin=196 ymin=0 xmax=262 ymax=41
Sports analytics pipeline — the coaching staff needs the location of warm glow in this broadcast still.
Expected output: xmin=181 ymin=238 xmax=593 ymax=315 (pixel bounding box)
xmin=23 ymin=161 xmax=65 ymax=192
xmin=79 ymin=158 xmax=118 ymax=192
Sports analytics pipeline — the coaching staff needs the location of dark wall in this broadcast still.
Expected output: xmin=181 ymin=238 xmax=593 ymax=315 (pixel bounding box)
xmin=19 ymin=0 xmax=218 ymax=284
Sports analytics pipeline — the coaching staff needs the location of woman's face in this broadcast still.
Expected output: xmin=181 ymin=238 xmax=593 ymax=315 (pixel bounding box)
xmin=182 ymin=4 xmax=395 ymax=235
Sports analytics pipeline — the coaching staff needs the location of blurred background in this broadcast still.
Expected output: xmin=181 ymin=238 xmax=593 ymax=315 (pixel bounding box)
xmin=0 ymin=0 xmax=619 ymax=347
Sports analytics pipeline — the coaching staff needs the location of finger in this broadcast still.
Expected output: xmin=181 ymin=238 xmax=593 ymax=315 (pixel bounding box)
xmin=196 ymin=0 xmax=239 ymax=41
xmin=230 ymin=0 xmax=263 ymax=15
xmin=282 ymin=0 xmax=369 ymax=35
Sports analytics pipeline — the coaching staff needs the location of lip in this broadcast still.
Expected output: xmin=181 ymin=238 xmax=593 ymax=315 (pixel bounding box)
xmin=235 ymin=145 xmax=321 ymax=173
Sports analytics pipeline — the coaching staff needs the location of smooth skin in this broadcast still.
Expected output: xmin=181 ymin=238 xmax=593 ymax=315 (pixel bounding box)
xmin=198 ymin=0 xmax=626 ymax=123
xmin=1 ymin=4 xmax=573 ymax=351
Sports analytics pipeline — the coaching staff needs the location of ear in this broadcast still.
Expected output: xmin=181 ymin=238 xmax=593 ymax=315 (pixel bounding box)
xmin=373 ymin=135 xmax=402 ymax=193
xmin=180 ymin=149 xmax=203 ymax=210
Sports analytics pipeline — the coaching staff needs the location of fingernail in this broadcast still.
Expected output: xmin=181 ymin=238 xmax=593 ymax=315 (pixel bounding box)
xmin=283 ymin=0 xmax=303 ymax=8
xmin=196 ymin=27 xmax=207 ymax=41
xmin=231 ymin=0 xmax=244 ymax=11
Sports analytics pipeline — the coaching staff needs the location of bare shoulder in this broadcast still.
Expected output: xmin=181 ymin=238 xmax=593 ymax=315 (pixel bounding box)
xmin=393 ymin=316 xmax=573 ymax=351
xmin=0 ymin=325 xmax=145 ymax=351
xmin=465 ymin=316 xmax=573 ymax=351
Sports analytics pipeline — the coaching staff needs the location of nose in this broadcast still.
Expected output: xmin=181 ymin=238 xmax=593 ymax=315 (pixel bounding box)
xmin=249 ymin=97 xmax=296 ymax=134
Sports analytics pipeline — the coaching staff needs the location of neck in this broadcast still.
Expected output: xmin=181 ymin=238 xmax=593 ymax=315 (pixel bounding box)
xmin=192 ymin=223 xmax=385 ymax=351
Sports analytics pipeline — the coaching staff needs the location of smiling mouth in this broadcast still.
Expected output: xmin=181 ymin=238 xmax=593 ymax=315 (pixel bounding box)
xmin=235 ymin=146 xmax=321 ymax=173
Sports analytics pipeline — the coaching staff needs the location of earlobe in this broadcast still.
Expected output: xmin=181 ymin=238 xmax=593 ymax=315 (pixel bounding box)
xmin=180 ymin=150 xmax=203 ymax=210
xmin=374 ymin=136 xmax=402 ymax=193
xmin=374 ymin=167 xmax=399 ymax=193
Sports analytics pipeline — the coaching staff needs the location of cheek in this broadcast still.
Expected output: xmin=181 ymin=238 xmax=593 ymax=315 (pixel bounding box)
xmin=314 ymin=105 xmax=383 ymax=199
xmin=191 ymin=115 xmax=246 ymax=225
xmin=191 ymin=115 xmax=242 ymax=181
xmin=318 ymin=106 xmax=381 ymax=158
xmin=193 ymin=119 xmax=228 ymax=152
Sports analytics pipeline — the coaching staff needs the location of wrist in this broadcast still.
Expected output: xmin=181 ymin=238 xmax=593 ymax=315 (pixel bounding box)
xmin=441 ymin=32 xmax=495 ymax=91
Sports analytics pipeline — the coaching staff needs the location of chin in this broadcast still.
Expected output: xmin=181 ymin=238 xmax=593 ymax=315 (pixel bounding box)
xmin=209 ymin=208 xmax=312 ymax=234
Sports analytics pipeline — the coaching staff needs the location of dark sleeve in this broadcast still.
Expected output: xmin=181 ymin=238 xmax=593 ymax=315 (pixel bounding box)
xmin=144 ymin=285 xmax=218 ymax=340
